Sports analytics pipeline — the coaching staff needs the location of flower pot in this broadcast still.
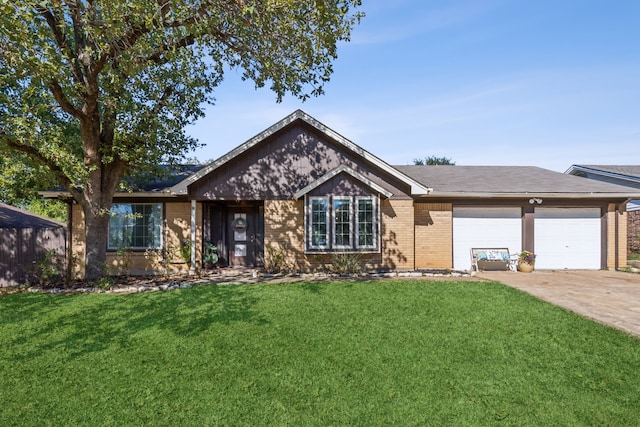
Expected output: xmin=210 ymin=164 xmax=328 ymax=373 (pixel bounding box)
xmin=517 ymin=261 xmax=534 ymax=273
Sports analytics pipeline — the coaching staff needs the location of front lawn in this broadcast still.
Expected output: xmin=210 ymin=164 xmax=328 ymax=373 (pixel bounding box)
xmin=1 ymin=280 xmax=639 ymax=425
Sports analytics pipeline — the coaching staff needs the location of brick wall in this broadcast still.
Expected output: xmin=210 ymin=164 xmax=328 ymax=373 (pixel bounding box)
xmin=606 ymin=204 xmax=627 ymax=270
xmin=70 ymin=201 xmax=201 ymax=278
xmin=263 ymin=198 xmax=415 ymax=272
xmin=628 ymin=210 xmax=640 ymax=253
xmin=414 ymin=203 xmax=453 ymax=268
xmin=380 ymin=199 xmax=414 ymax=271
xmin=263 ymin=199 xmax=306 ymax=270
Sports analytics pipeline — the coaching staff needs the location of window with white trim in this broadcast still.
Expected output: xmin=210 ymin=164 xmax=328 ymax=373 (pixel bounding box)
xmin=357 ymin=197 xmax=375 ymax=248
xmin=305 ymin=195 xmax=379 ymax=252
xmin=333 ymin=197 xmax=352 ymax=248
xmin=108 ymin=203 xmax=162 ymax=250
xmin=309 ymin=197 xmax=328 ymax=248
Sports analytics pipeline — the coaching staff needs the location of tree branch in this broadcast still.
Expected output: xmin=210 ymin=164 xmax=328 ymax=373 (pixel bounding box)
xmin=2 ymin=132 xmax=74 ymax=192
xmin=145 ymin=34 xmax=196 ymax=63
xmin=48 ymin=79 xmax=84 ymax=119
xmin=92 ymin=22 xmax=149 ymax=78
xmin=35 ymin=4 xmax=85 ymax=85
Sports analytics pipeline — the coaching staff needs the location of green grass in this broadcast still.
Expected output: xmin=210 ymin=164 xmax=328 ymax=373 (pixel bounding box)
xmin=628 ymin=251 xmax=640 ymax=261
xmin=1 ymin=280 xmax=639 ymax=426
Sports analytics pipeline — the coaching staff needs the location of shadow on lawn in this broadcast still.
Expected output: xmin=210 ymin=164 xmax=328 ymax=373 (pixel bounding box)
xmin=2 ymin=285 xmax=269 ymax=361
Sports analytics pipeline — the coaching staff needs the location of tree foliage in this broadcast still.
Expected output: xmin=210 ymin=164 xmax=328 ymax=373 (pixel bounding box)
xmin=0 ymin=153 xmax=67 ymax=221
xmin=413 ymin=156 xmax=456 ymax=166
xmin=0 ymin=0 xmax=362 ymax=279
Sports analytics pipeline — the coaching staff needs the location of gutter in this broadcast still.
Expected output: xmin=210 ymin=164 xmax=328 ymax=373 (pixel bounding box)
xmin=417 ymin=192 xmax=640 ymax=200
xmin=39 ymin=191 xmax=181 ymax=199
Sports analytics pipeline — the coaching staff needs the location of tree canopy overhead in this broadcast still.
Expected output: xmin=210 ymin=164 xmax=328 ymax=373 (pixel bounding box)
xmin=0 ymin=0 xmax=362 ymax=279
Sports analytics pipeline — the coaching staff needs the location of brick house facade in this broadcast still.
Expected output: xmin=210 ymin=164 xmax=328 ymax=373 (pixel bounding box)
xmin=53 ymin=111 xmax=639 ymax=278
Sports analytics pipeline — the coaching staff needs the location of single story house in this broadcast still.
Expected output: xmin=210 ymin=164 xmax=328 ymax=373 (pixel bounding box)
xmin=45 ymin=111 xmax=640 ymax=277
xmin=0 ymin=203 xmax=66 ymax=286
xmin=566 ymin=165 xmax=640 ymax=253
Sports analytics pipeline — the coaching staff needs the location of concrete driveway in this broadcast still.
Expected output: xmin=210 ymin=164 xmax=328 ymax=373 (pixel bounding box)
xmin=477 ymin=270 xmax=640 ymax=338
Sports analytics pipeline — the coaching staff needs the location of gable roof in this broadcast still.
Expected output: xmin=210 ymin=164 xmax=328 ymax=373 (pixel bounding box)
xmin=395 ymin=165 xmax=640 ymax=199
xmin=293 ymin=165 xmax=394 ymax=199
xmin=0 ymin=203 xmax=65 ymax=229
xmin=566 ymin=165 xmax=640 ymax=185
xmin=171 ymin=110 xmax=432 ymax=196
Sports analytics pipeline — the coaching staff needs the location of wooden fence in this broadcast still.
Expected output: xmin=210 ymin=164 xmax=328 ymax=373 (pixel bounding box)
xmin=0 ymin=226 xmax=66 ymax=287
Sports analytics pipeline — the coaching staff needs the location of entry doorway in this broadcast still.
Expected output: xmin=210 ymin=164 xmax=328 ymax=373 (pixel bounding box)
xmin=205 ymin=202 xmax=264 ymax=268
xmin=227 ymin=208 xmax=257 ymax=267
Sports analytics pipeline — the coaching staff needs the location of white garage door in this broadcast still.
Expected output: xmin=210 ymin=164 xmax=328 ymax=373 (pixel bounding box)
xmin=453 ymin=207 xmax=522 ymax=271
xmin=534 ymin=208 xmax=601 ymax=270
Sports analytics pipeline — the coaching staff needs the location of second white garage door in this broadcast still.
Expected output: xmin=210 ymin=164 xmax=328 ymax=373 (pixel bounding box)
xmin=453 ymin=207 xmax=522 ymax=271
xmin=534 ymin=207 xmax=601 ymax=270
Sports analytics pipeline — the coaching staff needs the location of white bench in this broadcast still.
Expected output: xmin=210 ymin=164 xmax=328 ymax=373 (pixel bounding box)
xmin=471 ymin=248 xmax=511 ymax=271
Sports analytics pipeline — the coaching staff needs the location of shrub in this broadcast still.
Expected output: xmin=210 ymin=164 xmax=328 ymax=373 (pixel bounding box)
xmin=114 ymin=246 xmax=133 ymax=276
xmin=331 ymin=252 xmax=362 ymax=275
xmin=263 ymin=243 xmax=294 ymax=274
xmin=30 ymin=249 xmax=64 ymax=286
xmin=179 ymin=239 xmax=192 ymax=266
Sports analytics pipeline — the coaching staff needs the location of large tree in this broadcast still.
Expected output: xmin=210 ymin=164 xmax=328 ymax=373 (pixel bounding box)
xmin=0 ymin=0 xmax=362 ymax=279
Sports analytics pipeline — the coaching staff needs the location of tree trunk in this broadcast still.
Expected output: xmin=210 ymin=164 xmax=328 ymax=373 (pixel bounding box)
xmin=76 ymin=157 xmax=126 ymax=281
xmin=82 ymin=202 xmax=112 ymax=281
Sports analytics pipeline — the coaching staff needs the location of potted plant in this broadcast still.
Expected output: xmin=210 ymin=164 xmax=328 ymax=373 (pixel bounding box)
xmin=202 ymin=242 xmax=219 ymax=270
xmin=518 ymin=250 xmax=536 ymax=273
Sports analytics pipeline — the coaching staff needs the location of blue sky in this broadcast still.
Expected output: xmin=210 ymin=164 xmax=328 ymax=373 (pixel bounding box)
xmin=187 ymin=0 xmax=640 ymax=172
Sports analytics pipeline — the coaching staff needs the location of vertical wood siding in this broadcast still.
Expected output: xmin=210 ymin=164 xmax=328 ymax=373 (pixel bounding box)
xmin=0 ymin=227 xmax=66 ymax=287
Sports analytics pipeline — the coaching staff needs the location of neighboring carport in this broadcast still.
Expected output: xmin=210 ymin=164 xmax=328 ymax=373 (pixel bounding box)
xmin=478 ymin=270 xmax=640 ymax=338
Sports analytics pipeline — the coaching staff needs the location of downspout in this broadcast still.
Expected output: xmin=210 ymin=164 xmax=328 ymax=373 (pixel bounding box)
xmin=190 ymin=200 xmax=197 ymax=275
xmin=615 ymin=205 xmax=619 ymax=270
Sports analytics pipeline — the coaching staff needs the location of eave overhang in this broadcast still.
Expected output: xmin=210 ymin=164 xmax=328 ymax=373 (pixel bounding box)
xmin=566 ymin=165 xmax=640 ymax=185
xmin=417 ymin=192 xmax=640 ymax=200
xmin=39 ymin=191 xmax=181 ymax=200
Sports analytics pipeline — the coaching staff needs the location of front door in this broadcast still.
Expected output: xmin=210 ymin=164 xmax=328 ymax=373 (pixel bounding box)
xmin=227 ymin=208 xmax=255 ymax=267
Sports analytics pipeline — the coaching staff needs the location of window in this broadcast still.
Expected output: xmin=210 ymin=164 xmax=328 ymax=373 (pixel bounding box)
xmin=357 ymin=197 xmax=375 ymax=248
xmin=310 ymin=197 xmax=328 ymax=248
xmin=333 ymin=197 xmax=352 ymax=248
xmin=108 ymin=204 xmax=162 ymax=250
xmin=305 ymin=196 xmax=379 ymax=252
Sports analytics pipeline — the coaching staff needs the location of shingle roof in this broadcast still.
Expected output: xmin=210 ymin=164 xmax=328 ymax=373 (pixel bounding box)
xmin=0 ymin=203 xmax=65 ymax=229
xmin=394 ymin=165 xmax=640 ymax=196
xmin=41 ymin=164 xmax=207 ymax=198
xmin=126 ymin=164 xmax=206 ymax=192
xmin=570 ymin=165 xmax=640 ymax=179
